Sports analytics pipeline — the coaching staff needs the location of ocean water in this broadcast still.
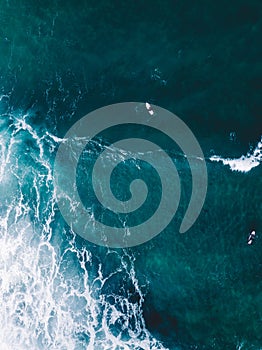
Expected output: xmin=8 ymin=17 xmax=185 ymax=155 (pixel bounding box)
xmin=0 ymin=1 xmax=261 ymax=349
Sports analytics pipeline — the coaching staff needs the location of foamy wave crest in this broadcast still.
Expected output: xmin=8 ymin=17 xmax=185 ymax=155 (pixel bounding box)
xmin=210 ymin=138 xmax=262 ymax=173
xmin=0 ymin=107 xmax=167 ymax=349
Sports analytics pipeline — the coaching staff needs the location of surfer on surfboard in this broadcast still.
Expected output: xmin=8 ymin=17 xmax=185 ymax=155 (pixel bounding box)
xmin=247 ymin=230 xmax=256 ymax=245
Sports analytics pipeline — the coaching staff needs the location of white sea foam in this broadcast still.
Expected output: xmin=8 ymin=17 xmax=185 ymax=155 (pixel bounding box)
xmin=0 ymin=110 xmax=168 ymax=350
xmin=210 ymin=138 xmax=262 ymax=173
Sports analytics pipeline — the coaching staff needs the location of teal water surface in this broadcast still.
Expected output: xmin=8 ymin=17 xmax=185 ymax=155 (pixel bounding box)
xmin=0 ymin=1 xmax=261 ymax=349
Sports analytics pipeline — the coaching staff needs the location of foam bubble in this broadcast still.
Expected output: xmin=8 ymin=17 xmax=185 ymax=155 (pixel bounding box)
xmin=210 ymin=137 xmax=262 ymax=173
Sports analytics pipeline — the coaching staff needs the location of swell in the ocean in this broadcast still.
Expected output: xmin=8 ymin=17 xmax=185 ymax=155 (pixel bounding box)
xmin=0 ymin=99 xmax=168 ymax=350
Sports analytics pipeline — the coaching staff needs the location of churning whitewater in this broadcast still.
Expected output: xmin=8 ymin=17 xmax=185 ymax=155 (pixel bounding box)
xmin=0 ymin=104 xmax=167 ymax=350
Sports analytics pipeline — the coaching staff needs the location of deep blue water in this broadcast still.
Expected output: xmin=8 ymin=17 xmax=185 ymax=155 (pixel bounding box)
xmin=0 ymin=1 xmax=261 ymax=349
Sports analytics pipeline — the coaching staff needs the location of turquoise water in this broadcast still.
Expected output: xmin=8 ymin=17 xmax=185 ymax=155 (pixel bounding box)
xmin=0 ymin=1 xmax=261 ymax=349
